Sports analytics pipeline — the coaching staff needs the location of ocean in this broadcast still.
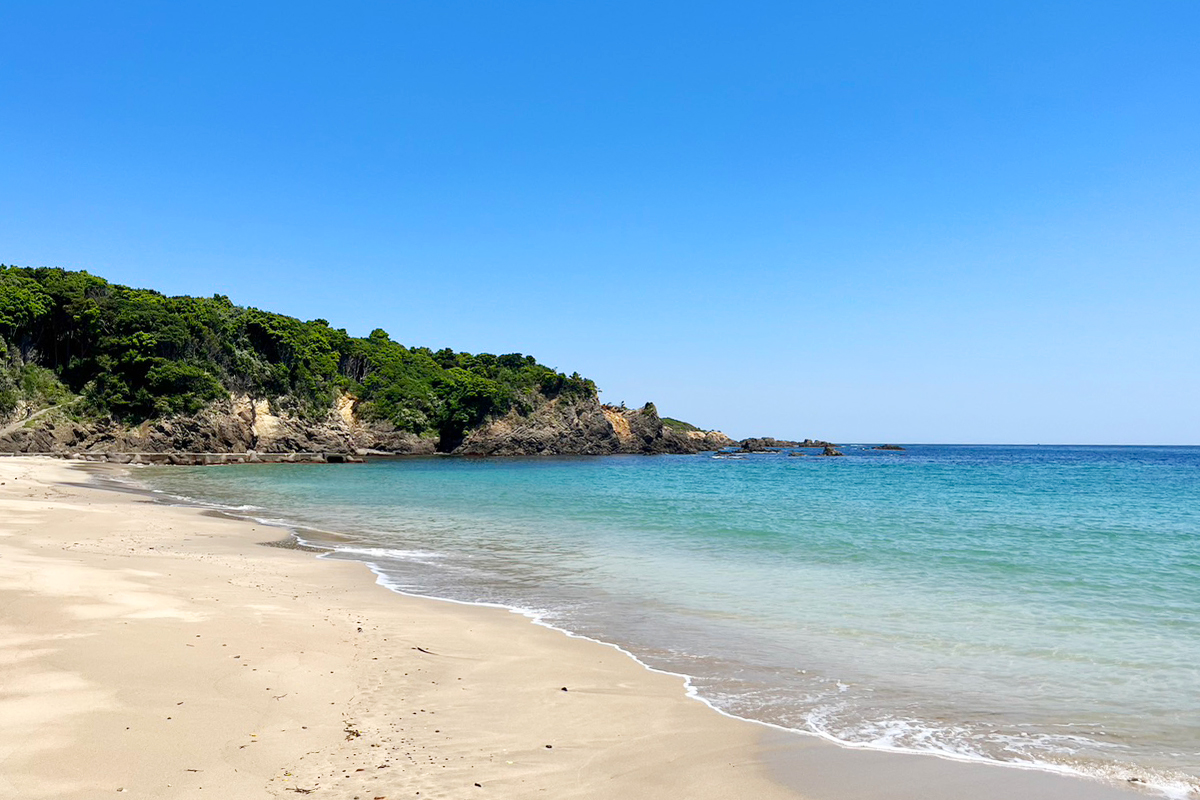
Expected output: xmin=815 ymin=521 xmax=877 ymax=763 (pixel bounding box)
xmin=132 ymin=445 xmax=1200 ymax=798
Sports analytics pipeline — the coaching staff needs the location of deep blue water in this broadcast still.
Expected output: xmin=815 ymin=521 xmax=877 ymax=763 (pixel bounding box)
xmin=136 ymin=445 xmax=1200 ymax=797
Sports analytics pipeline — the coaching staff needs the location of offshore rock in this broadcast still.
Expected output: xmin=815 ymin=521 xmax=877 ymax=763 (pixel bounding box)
xmin=738 ymin=437 xmax=833 ymax=452
xmin=739 ymin=437 xmax=796 ymax=452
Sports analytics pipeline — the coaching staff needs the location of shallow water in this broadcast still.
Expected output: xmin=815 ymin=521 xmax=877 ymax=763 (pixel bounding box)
xmin=137 ymin=445 xmax=1200 ymax=797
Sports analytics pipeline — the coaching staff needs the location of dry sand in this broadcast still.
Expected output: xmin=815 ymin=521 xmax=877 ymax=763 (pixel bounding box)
xmin=0 ymin=457 xmax=1144 ymax=799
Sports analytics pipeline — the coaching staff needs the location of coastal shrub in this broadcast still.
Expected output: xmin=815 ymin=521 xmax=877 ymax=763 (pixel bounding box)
xmin=19 ymin=364 xmax=72 ymax=407
xmin=0 ymin=359 xmax=72 ymax=419
xmin=0 ymin=370 xmax=15 ymax=416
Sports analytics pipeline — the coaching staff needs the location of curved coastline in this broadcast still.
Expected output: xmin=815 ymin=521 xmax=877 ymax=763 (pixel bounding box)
xmin=101 ymin=460 xmax=1164 ymax=800
xmin=1 ymin=455 xmax=802 ymax=799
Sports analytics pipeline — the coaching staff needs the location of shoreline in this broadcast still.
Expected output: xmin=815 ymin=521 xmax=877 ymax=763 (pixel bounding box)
xmin=124 ymin=462 xmax=1168 ymax=799
xmin=0 ymin=456 xmax=1147 ymax=799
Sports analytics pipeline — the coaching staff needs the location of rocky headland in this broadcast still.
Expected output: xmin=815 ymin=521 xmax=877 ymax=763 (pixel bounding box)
xmin=0 ymin=394 xmax=738 ymax=461
xmin=0 ymin=264 xmax=811 ymax=463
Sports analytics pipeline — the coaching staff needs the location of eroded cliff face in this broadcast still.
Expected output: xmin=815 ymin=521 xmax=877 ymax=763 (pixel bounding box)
xmin=0 ymin=393 xmax=732 ymax=457
xmin=453 ymin=400 xmax=732 ymax=456
xmin=684 ymin=428 xmax=737 ymax=450
xmin=0 ymin=393 xmax=433 ymax=456
xmin=602 ymin=402 xmax=735 ymax=454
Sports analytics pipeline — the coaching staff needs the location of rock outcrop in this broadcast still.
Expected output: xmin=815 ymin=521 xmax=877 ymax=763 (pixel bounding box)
xmin=738 ymin=437 xmax=833 ymax=452
xmin=457 ymin=400 xmax=733 ymax=456
xmin=738 ymin=437 xmax=797 ymax=452
xmin=0 ymin=394 xmax=736 ymax=458
xmin=684 ymin=428 xmax=737 ymax=450
xmin=0 ymin=393 xmax=431 ymax=456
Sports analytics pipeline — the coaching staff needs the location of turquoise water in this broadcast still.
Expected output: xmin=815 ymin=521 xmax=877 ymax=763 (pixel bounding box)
xmin=137 ymin=446 xmax=1200 ymax=797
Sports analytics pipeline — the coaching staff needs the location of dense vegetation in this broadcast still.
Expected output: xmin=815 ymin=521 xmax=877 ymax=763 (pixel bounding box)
xmin=0 ymin=265 xmax=597 ymax=447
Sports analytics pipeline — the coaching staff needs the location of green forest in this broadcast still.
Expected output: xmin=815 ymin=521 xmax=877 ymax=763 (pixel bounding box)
xmin=0 ymin=265 xmax=597 ymax=448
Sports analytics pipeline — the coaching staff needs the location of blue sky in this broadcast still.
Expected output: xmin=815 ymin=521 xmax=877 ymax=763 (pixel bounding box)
xmin=2 ymin=2 xmax=1197 ymax=443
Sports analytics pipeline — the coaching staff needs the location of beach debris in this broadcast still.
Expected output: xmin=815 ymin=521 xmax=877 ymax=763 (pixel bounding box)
xmin=413 ymin=646 xmax=435 ymax=655
xmin=344 ymin=723 xmax=362 ymax=740
xmin=560 ymin=687 xmax=568 ymax=692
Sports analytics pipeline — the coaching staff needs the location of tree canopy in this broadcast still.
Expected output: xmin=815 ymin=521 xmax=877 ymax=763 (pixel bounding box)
xmin=0 ymin=265 xmax=597 ymax=446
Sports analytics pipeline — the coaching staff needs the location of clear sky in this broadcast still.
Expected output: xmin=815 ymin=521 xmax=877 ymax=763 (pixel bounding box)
xmin=2 ymin=2 xmax=1197 ymax=443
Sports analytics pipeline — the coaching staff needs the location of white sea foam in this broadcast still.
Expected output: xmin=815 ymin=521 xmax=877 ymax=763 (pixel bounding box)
xmin=329 ymin=545 xmax=446 ymax=565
